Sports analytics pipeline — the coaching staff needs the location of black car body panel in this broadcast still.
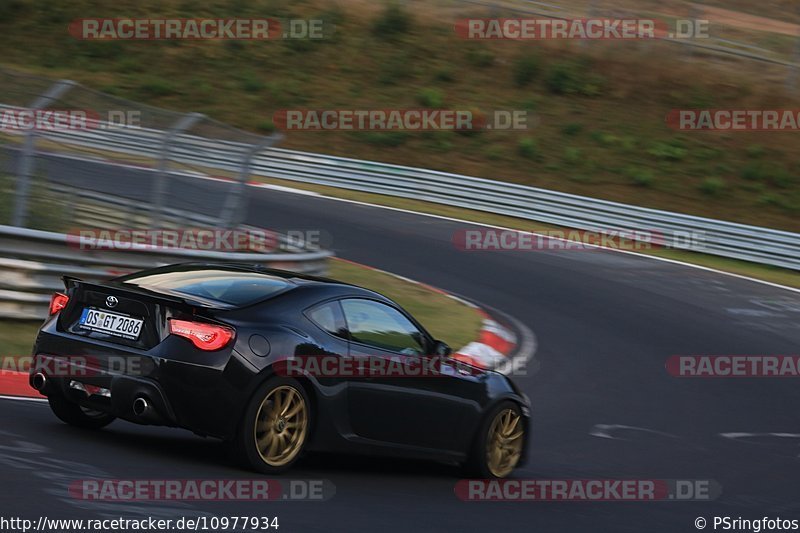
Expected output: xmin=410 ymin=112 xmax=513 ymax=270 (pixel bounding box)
xmin=31 ymin=263 xmax=531 ymax=465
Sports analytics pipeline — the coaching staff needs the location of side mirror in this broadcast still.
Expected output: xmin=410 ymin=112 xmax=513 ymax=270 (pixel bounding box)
xmin=433 ymin=340 xmax=452 ymax=357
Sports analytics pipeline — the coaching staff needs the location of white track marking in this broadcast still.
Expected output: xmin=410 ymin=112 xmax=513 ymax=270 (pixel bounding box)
xmin=720 ymin=432 xmax=800 ymax=440
xmin=262 ymin=185 xmax=800 ymax=295
xmin=31 ymin=150 xmax=800 ymax=294
xmin=590 ymin=424 xmax=679 ymax=440
xmin=0 ymin=395 xmax=46 ymax=403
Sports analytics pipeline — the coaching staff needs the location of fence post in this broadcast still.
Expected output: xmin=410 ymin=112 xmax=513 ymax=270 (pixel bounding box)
xmin=151 ymin=112 xmax=205 ymax=228
xmin=219 ymin=132 xmax=282 ymax=228
xmin=12 ymin=79 xmax=75 ymax=227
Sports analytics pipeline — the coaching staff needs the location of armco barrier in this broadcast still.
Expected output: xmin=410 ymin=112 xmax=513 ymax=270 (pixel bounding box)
xmin=0 ymin=224 xmax=332 ymax=320
xmin=5 ymin=110 xmax=798 ymax=272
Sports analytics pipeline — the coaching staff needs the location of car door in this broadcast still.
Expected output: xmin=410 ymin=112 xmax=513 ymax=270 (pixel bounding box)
xmin=340 ymin=297 xmax=480 ymax=452
xmin=300 ymin=299 xmax=353 ymax=437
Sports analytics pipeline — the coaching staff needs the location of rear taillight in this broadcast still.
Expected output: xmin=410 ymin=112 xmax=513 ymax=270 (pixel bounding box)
xmin=168 ymin=319 xmax=234 ymax=351
xmin=49 ymin=292 xmax=69 ymax=316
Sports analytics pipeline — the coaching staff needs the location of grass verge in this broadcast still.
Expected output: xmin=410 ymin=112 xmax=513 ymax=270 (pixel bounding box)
xmin=329 ymin=258 xmax=483 ymax=349
xmin=0 ymin=320 xmax=40 ymax=360
xmin=1 ymin=0 xmax=799 ymax=230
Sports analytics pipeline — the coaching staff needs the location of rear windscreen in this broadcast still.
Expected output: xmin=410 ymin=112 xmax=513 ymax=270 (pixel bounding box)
xmin=120 ymin=269 xmax=292 ymax=306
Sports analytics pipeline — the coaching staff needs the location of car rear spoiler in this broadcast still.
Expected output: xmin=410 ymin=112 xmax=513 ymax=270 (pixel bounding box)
xmin=62 ymin=276 xmax=230 ymax=310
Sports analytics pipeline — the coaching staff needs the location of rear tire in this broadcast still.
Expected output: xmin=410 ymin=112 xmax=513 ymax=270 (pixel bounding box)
xmin=464 ymin=401 xmax=525 ymax=478
xmin=48 ymin=395 xmax=116 ymax=430
xmin=234 ymin=377 xmax=311 ymax=474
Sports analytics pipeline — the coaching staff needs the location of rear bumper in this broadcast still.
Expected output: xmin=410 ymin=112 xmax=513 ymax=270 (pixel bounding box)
xmin=31 ymin=354 xmax=178 ymax=426
xmin=31 ymin=318 xmax=253 ymax=439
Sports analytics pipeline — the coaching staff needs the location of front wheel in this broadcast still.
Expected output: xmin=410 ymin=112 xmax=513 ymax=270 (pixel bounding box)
xmin=465 ymin=401 xmax=525 ymax=478
xmin=234 ymin=377 xmax=311 ymax=474
xmin=48 ymin=395 xmax=116 ymax=430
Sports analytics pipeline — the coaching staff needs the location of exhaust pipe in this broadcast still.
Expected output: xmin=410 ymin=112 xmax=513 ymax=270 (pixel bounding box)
xmin=32 ymin=373 xmax=47 ymax=392
xmin=132 ymin=397 xmax=150 ymax=417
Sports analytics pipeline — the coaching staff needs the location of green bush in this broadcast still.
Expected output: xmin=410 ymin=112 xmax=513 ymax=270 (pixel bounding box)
xmin=434 ymin=68 xmax=455 ymax=83
xmin=648 ymin=141 xmax=687 ymax=161
xmin=741 ymin=164 xmax=794 ymax=187
xmin=769 ymin=167 xmax=794 ymax=188
xmin=416 ymin=88 xmax=444 ymax=108
xmin=741 ymin=163 xmax=765 ymax=181
xmin=518 ymin=138 xmax=541 ymax=160
xmin=240 ymin=72 xmax=265 ymax=93
xmin=512 ymin=53 xmax=541 ymax=87
xmin=563 ymin=147 xmax=581 ymax=165
xmin=465 ymin=47 xmax=495 ymax=68
xmin=373 ymin=4 xmax=411 ymax=39
xmin=545 ymin=61 xmax=605 ymax=96
xmin=745 ymin=144 xmax=765 ymax=159
xmin=695 ymin=146 xmax=722 ymax=161
xmin=699 ymin=177 xmax=725 ymax=196
xmin=740 ymin=181 xmax=765 ymax=193
xmin=590 ymin=131 xmax=619 ymax=146
xmin=625 ymin=166 xmax=655 ymax=187
xmin=562 ymin=123 xmax=583 ymax=136
xmin=421 ymin=131 xmax=454 ymax=151
xmin=257 ymin=120 xmax=275 ymax=133
xmin=484 ymin=145 xmax=503 ymax=161
xmin=758 ymin=193 xmax=780 ymax=206
xmin=137 ymin=78 xmax=179 ymax=97
xmin=0 ymin=0 xmax=26 ymax=19
xmin=77 ymin=41 xmax=125 ymax=60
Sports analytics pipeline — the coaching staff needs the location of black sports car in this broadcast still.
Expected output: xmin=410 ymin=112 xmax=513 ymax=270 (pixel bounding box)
xmin=30 ymin=263 xmax=530 ymax=478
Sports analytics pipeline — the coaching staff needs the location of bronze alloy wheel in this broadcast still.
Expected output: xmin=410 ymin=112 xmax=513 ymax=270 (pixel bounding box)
xmin=486 ymin=408 xmax=524 ymax=477
xmin=254 ymin=385 xmax=309 ymax=467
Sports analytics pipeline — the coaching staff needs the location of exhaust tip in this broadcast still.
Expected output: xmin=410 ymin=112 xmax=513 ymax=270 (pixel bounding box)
xmin=32 ymin=373 xmax=47 ymax=391
xmin=132 ymin=397 xmax=149 ymax=417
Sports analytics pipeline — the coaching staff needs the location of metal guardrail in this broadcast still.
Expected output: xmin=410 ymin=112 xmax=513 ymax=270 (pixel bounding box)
xmin=5 ymin=109 xmax=799 ymax=272
xmin=0 ymin=223 xmax=332 ymax=320
xmin=45 ymin=182 xmax=224 ymax=230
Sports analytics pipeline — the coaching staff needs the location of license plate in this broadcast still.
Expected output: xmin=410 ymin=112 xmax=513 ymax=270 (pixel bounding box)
xmin=79 ymin=308 xmax=143 ymax=340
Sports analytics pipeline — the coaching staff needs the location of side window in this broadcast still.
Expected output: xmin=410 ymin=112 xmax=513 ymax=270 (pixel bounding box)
xmin=341 ymin=299 xmax=425 ymax=355
xmin=305 ymin=301 xmax=347 ymax=339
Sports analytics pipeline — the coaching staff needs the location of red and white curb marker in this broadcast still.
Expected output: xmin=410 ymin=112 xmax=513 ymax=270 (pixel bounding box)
xmin=0 ymin=371 xmax=41 ymax=399
xmin=333 ymin=258 xmax=518 ymax=371
xmin=451 ymin=309 xmax=517 ymax=370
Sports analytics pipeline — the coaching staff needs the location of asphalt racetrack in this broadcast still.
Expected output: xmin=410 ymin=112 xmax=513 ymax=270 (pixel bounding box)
xmin=2 ymin=154 xmax=800 ymax=532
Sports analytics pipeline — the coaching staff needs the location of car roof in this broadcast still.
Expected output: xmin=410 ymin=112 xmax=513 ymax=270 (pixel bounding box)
xmin=199 ymin=262 xmax=395 ymax=303
xmin=125 ymin=262 xmax=389 ymax=300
